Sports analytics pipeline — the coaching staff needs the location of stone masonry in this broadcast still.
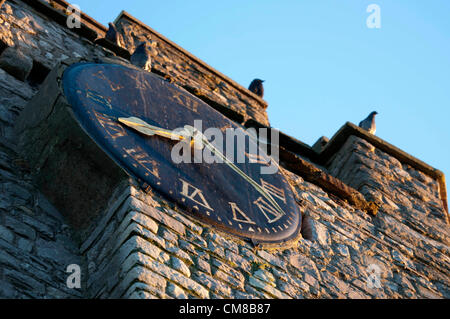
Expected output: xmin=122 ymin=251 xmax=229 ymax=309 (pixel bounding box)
xmin=0 ymin=0 xmax=449 ymax=299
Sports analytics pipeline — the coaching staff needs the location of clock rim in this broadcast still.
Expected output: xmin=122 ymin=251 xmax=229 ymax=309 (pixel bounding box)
xmin=60 ymin=60 xmax=304 ymax=247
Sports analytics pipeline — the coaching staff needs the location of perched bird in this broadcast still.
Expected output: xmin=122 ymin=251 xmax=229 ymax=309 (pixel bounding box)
xmin=359 ymin=111 xmax=378 ymax=134
xmin=248 ymin=79 xmax=264 ymax=98
xmin=105 ymin=23 xmax=121 ymax=47
xmin=130 ymin=42 xmax=152 ymax=72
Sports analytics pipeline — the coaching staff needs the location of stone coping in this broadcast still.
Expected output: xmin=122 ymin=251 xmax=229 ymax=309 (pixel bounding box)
xmin=321 ymin=122 xmax=448 ymax=215
xmin=47 ymin=0 xmax=107 ymax=35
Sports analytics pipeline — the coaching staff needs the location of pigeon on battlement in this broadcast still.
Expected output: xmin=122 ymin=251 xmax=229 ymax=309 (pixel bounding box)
xmin=105 ymin=23 xmax=122 ymax=47
xmin=248 ymin=79 xmax=264 ymax=98
xmin=359 ymin=111 xmax=378 ymax=134
xmin=130 ymin=42 xmax=152 ymax=72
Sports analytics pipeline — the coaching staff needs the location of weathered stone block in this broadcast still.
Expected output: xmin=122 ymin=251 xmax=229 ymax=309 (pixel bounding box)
xmin=257 ymin=250 xmax=286 ymax=270
xmin=248 ymin=276 xmax=291 ymax=299
xmin=309 ymin=219 xmax=331 ymax=246
xmin=167 ymin=282 xmax=188 ymax=299
xmin=191 ymin=271 xmax=232 ymax=297
xmin=0 ymin=224 xmax=14 ymax=243
xmin=165 ymin=245 xmax=193 ymax=266
xmin=110 ymin=264 xmax=167 ymax=298
xmin=3 ymin=268 xmax=46 ymax=295
xmin=35 ymin=237 xmax=79 ymax=266
xmin=4 ymin=215 xmax=36 ymax=240
xmin=170 ymin=256 xmax=191 ymax=277
xmin=214 ymin=269 xmax=244 ymax=291
xmin=17 ymin=237 xmax=33 ymax=253
xmin=253 ymin=269 xmax=276 ymax=286
xmin=0 ymin=46 xmax=33 ymax=81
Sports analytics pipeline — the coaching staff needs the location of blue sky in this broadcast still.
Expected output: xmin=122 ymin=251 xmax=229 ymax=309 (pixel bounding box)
xmin=75 ymin=0 xmax=450 ymax=181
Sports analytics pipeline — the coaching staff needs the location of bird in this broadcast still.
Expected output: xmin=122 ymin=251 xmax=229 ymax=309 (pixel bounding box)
xmin=359 ymin=111 xmax=378 ymax=134
xmin=104 ymin=23 xmax=121 ymax=47
xmin=248 ymin=79 xmax=264 ymax=98
xmin=130 ymin=42 xmax=152 ymax=72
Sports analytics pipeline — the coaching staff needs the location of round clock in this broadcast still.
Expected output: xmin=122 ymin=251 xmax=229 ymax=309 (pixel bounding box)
xmin=61 ymin=62 xmax=302 ymax=245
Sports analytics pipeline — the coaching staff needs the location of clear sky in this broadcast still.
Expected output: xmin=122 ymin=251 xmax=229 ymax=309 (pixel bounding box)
xmin=74 ymin=0 xmax=450 ymax=181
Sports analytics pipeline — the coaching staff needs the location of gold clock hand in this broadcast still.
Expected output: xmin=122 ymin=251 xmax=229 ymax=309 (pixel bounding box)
xmin=118 ymin=117 xmax=204 ymax=150
xmin=118 ymin=117 xmax=186 ymax=141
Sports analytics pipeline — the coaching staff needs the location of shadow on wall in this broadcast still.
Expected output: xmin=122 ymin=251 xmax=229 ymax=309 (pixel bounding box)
xmin=0 ymin=41 xmax=51 ymax=87
xmin=27 ymin=60 xmax=51 ymax=87
xmin=300 ymin=212 xmax=313 ymax=241
xmin=0 ymin=39 xmax=7 ymax=55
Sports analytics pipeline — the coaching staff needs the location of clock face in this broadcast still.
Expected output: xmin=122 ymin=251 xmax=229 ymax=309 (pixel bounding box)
xmin=62 ymin=62 xmax=301 ymax=244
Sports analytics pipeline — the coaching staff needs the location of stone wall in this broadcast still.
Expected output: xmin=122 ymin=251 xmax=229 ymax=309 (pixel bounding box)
xmin=0 ymin=0 xmax=448 ymax=299
xmin=328 ymin=136 xmax=449 ymax=246
xmin=0 ymin=0 xmax=88 ymax=298
xmin=0 ymin=145 xmax=82 ymax=298
xmin=0 ymin=71 xmax=81 ymax=297
xmin=78 ymin=146 xmax=449 ymax=299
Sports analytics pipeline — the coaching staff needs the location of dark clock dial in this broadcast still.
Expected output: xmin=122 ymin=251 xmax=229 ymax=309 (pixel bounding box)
xmin=62 ymin=62 xmax=302 ymax=244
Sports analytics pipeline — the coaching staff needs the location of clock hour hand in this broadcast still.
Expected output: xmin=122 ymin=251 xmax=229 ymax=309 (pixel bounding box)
xmin=117 ymin=117 xmax=205 ymax=149
xmin=118 ymin=116 xmax=185 ymax=141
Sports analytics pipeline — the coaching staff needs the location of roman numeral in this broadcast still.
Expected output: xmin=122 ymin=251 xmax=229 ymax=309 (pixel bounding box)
xmin=254 ymin=196 xmax=285 ymax=223
xmin=123 ymin=145 xmax=160 ymax=179
xmin=171 ymin=92 xmax=199 ymax=113
xmin=229 ymin=202 xmax=255 ymax=224
xmin=179 ymin=179 xmax=213 ymax=211
xmin=93 ymin=111 xmax=127 ymax=141
xmin=92 ymin=71 xmax=124 ymax=92
xmin=86 ymin=90 xmax=113 ymax=109
xmin=260 ymin=179 xmax=286 ymax=203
